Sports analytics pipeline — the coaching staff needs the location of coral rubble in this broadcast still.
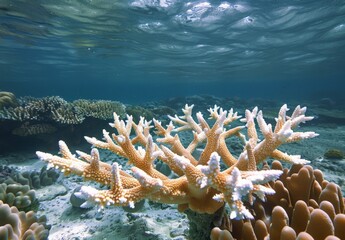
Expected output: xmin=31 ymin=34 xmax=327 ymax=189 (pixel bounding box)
xmin=36 ymin=104 xmax=345 ymax=239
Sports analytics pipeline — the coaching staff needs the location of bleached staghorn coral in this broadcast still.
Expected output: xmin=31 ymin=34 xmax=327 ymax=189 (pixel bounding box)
xmin=36 ymin=104 xmax=317 ymax=235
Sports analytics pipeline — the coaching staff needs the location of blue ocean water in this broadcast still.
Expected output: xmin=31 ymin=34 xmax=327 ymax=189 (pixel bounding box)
xmin=1 ymin=0 xmax=345 ymax=104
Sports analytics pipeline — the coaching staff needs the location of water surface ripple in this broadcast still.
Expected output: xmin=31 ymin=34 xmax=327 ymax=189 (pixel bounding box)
xmin=1 ymin=0 xmax=344 ymax=99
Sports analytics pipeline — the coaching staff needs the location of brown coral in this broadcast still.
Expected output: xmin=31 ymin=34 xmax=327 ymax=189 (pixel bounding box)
xmin=0 ymin=200 xmax=49 ymax=240
xmin=210 ymin=162 xmax=345 ymax=240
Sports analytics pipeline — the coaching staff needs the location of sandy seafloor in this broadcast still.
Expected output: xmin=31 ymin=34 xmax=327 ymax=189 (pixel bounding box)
xmin=1 ymin=96 xmax=345 ymax=240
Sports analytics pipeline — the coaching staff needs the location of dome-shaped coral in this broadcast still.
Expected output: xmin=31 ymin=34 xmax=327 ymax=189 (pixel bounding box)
xmin=210 ymin=162 xmax=345 ymax=240
xmin=0 ymin=200 xmax=49 ymax=240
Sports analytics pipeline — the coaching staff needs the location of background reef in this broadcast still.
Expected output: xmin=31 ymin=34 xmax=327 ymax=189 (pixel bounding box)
xmin=0 ymin=93 xmax=176 ymax=154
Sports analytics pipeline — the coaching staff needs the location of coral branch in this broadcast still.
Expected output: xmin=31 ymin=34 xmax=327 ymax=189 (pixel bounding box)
xmin=36 ymin=104 xmax=318 ymax=225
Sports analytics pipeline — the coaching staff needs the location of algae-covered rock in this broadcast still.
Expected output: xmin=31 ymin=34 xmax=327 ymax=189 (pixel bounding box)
xmin=70 ymin=186 xmax=87 ymax=208
xmin=324 ymin=149 xmax=345 ymax=159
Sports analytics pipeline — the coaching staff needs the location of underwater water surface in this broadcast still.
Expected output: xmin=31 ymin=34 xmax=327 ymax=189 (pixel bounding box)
xmin=1 ymin=0 xmax=345 ymax=103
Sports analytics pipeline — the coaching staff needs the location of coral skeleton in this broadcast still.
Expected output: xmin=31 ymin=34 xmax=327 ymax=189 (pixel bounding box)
xmin=36 ymin=104 xmax=318 ymax=223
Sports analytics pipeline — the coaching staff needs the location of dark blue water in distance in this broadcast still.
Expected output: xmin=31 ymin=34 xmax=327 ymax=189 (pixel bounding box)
xmin=1 ymin=0 xmax=345 ymax=104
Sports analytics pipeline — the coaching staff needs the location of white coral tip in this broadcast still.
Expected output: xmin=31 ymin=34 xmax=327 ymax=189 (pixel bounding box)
xmin=301 ymin=132 xmax=319 ymax=139
xmin=281 ymin=104 xmax=289 ymax=113
xmin=58 ymin=140 xmax=68 ymax=148
xmin=208 ymin=152 xmax=220 ymax=172
xmin=230 ymin=210 xmax=237 ymax=219
xmin=119 ymin=197 xmax=127 ymax=204
xmin=132 ymin=167 xmax=163 ymax=189
xmin=128 ymin=201 xmax=135 ymax=208
xmin=152 ymin=150 xmax=163 ymax=159
xmin=36 ymin=151 xmax=53 ymax=161
xmin=46 ymin=163 xmax=55 ymax=170
xmin=212 ymin=193 xmax=224 ymax=202
xmin=198 ymin=176 xmax=208 ymax=189
xmin=277 ymin=121 xmax=293 ymax=141
xmin=117 ymin=135 xmax=125 ymax=143
xmin=215 ymin=127 xmax=224 ymax=135
xmin=290 ymin=155 xmax=310 ymax=164
xmin=75 ymin=186 xmax=99 ymax=200
xmin=80 ymin=201 xmax=95 ymax=209
xmin=230 ymin=206 xmax=254 ymax=220
xmin=173 ymin=155 xmax=190 ymax=170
